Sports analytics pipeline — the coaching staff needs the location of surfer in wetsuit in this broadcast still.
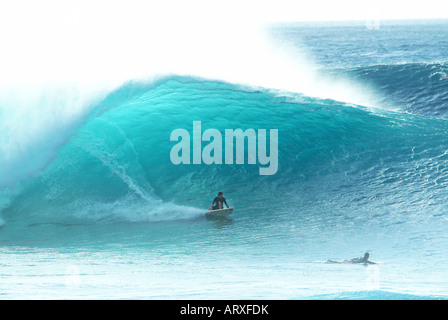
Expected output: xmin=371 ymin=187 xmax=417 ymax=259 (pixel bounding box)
xmin=209 ymin=192 xmax=229 ymax=210
xmin=326 ymin=252 xmax=376 ymax=265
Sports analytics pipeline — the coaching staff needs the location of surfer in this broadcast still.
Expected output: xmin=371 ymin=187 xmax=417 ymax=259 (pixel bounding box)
xmin=326 ymin=252 xmax=376 ymax=265
xmin=209 ymin=192 xmax=229 ymax=210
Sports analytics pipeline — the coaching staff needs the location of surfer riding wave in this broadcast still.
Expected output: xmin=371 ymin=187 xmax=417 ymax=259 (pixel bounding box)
xmin=209 ymin=192 xmax=229 ymax=210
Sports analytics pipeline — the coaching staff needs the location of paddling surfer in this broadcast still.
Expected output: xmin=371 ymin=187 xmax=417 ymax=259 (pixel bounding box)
xmin=326 ymin=252 xmax=376 ymax=265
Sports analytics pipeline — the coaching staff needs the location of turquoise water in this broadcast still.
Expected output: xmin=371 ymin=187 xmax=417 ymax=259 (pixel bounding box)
xmin=1 ymin=20 xmax=448 ymax=299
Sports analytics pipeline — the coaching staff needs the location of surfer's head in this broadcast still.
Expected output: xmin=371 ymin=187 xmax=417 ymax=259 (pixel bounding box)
xmin=218 ymin=192 xmax=223 ymax=197
xmin=364 ymin=252 xmax=370 ymax=260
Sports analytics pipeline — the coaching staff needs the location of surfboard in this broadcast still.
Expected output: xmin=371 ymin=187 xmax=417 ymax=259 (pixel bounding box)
xmin=206 ymin=208 xmax=234 ymax=216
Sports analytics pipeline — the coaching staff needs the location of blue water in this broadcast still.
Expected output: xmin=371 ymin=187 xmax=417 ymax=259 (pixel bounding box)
xmin=1 ymin=19 xmax=448 ymax=299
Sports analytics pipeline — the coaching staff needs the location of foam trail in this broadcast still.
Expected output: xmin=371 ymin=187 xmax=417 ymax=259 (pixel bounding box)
xmin=71 ymin=196 xmax=205 ymax=223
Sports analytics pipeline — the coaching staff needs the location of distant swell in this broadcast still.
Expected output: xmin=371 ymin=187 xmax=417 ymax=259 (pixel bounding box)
xmin=342 ymin=62 xmax=448 ymax=116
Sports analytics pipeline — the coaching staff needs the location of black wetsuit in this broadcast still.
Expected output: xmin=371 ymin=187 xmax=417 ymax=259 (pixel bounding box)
xmin=212 ymin=196 xmax=226 ymax=210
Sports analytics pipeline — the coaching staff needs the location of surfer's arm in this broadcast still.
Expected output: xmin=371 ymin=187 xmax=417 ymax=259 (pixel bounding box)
xmin=224 ymin=200 xmax=229 ymax=208
xmin=326 ymin=260 xmax=341 ymax=264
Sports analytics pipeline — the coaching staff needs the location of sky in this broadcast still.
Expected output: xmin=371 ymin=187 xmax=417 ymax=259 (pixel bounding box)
xmin=247 ymin=0 xmax=448 ymax=22
xmin=0 ymin=0 xmax=447 ymax=84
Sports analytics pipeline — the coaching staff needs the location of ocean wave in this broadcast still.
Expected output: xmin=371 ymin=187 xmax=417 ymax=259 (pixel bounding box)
xmin=1 ymin=76 xmax=448 ymax=225
xmin=339 ymin=62 xmax=448 ymax=117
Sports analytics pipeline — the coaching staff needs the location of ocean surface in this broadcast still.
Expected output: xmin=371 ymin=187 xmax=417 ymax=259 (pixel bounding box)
xmin=1 ymin=19 xmax=448 ymax=299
